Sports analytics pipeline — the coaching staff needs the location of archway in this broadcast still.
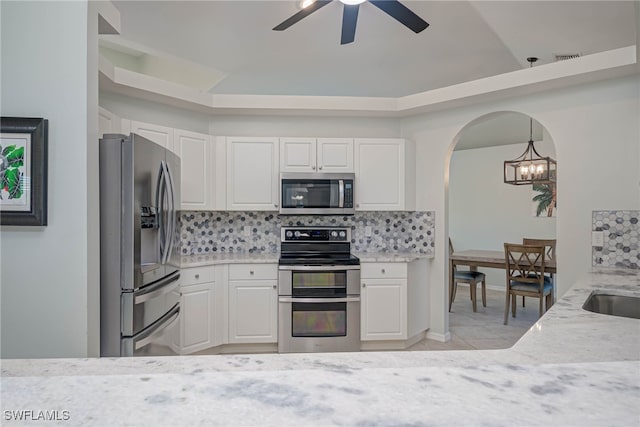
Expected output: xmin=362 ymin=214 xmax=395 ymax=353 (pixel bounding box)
xmin=445 ymin=111 xmax=557 ymax=348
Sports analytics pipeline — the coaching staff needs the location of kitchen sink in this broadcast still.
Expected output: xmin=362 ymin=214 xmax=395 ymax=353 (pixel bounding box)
xmin=582 ymin=292 xmax=640 ymax=319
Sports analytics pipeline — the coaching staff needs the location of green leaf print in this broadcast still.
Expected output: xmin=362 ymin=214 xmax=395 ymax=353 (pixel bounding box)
xmin=4 ymin=167 xmax=22 ymax=199
xmin=6 ymin=146 xmax=24 ymax=168
xmin=2 ymin=144 xmax=15 ymax=156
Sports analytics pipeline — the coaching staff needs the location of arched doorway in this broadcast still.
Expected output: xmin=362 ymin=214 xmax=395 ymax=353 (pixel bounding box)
xmin=445 ymin=111 xmax=557 ymax=349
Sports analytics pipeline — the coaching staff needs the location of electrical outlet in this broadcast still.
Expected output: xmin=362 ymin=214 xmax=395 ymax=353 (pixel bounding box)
xmin=243 ymin=226 xmax=251 ymax=237
xmin=591 ymin=231 xmax=604 ymax=247
xmin=365 ymin=226 xmax=372 ymax=237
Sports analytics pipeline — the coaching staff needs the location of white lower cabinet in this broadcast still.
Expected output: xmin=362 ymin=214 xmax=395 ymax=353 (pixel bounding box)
xmin=227 ymin=264 xmax=278 ymax=344
xmin=361 ymin=263 xmax=408 ymax=341
xmin=177 ymin=266 xmax=224 ymax=354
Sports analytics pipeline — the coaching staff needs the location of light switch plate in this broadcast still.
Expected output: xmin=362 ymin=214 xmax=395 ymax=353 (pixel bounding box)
xmin=591 ymin=231 xmax=604 ymax=247
xmin=243 ymin=226 xmax=251 ymax=237
xmin=365 ymin=226 xmax=372 ymax=237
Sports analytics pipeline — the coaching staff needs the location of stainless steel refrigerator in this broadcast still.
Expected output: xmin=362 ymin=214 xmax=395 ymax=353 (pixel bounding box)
xmin=99 ymin=133 xmax=181 ymax=357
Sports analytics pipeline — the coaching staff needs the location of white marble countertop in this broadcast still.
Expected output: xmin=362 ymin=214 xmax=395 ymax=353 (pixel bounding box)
xmin=180 ymin=251 xmax=431 ymax=268
xmin=2 ymin=268 xmax=639 ymax=426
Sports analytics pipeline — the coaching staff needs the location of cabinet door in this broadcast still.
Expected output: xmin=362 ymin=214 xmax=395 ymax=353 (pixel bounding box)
xmin=98 ymin=107 xmax=120 ymax=137
xmin=173 ymin=129 xmax=215 ymax=211
xmin=317 ymin=138 xmax=353 ymax=172
xmin=280 ymin=138 xmax=316 ymax=173
xmin=227 ymin=137 xmax=279 ymax=210
xmin=355 ymin=138 xmax=405 ymax=211
xmin=361 ymin=278 xmax=407 ymax=341
xmin=228 ymin=280 xmax=278 ymax=343
xmin=180 ymin=282 xmax=215 ymax=354
xmin=130 ymin=120 xmax=175 ymax=152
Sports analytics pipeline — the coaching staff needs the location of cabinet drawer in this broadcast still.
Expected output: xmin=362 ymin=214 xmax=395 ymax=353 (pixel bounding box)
xmin=361 ymin=262 xmax=407 ymax=279
xmin=229 ymin=263 xmax=278 ymax=281
xmin=181 ymin=266 xmax=216 ymax=285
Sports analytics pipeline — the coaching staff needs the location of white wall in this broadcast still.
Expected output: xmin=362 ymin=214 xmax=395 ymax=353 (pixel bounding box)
xmin=1 ymin=1 xmax=98 ymax=358
xmin=449 ymin=137 xmax=556 ymax=287
xmin=404 ymin=75 xmax=640 ymax=339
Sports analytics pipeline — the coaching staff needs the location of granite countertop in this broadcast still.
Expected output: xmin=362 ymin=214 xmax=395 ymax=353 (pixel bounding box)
xmin=180 ymin=252 xmax=431 ymax=268
xmin=2 ymin=268 xmax=639 ymax=426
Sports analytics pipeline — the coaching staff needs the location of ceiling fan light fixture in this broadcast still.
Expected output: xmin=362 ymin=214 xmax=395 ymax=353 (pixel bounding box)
xmin=299 ymin=0 xmax=316 ymax=9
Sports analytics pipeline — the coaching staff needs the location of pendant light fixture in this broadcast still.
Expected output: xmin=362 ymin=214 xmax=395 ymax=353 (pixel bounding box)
xmin=504 ymin=57 xmax=557 ymax=186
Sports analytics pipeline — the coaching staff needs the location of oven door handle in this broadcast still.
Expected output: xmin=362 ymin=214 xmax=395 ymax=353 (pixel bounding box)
xmin=279 ymin=297 xmax=361 ymax=303
xmin=278 ymin=265 xmax=360 ymax=271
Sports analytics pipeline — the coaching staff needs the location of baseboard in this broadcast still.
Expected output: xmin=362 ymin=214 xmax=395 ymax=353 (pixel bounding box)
xmin=425 ymin=330 xmax=451 ymax=343
xmin=360 ymin=331 xmax=426 ymax=351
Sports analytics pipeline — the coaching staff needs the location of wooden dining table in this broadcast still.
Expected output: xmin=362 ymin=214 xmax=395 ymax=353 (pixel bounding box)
xmin=449 ymin=250 xmax=557 ymax=307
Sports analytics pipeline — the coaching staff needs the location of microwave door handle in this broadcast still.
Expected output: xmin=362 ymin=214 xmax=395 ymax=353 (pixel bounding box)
xmin=339 ymin=180 xmax=344 ymax=208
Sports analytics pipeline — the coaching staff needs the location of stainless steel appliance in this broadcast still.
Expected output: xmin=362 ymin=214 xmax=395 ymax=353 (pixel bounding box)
xmin=99 ymin=133 xmax=181 ymax=357
xmin=278 ymin=226 xmax=360 ymax=353
xmin=280 ymin=173 xmax=355 ymax=215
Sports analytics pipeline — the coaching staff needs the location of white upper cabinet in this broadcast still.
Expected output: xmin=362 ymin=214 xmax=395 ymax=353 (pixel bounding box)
xmin=354 ymin=138 xmax=415 ymax=211
xmin=226 ymin=137 xmax=280 ymax=211
xmin=130 ymin=120 xmax=175 ymax=152
xmin=98 ymin=107 xmax=120 ymax=137
xmin=280 ymin=137 xmax=353 ymax=173
xmin=173 ymin=129 xmax=215 ymax=211
xmin=280 ymin=138 xmax=316 ymax=172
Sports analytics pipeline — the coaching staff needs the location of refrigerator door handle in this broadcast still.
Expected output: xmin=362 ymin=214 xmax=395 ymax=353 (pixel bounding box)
xmin=135 ymin=307 xmax=179 ymax=350
xmin=155 ymin=162 xmax=167 ymax=263
xmin=134 ymin=272 xmax=180 ymax=304
xmin=121 ymin=303 xmax=180 ymax=356
xmin=164 ymin=161 xmax=177 ymax=264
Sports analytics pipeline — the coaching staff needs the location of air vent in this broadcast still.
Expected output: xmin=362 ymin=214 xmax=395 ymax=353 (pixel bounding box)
xmin=554 ymin=53 xmax=581 ymax=61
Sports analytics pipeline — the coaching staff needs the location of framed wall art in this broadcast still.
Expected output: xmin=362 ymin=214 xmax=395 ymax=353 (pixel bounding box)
xmin=0 ymin=117 xmax=48 ymax=226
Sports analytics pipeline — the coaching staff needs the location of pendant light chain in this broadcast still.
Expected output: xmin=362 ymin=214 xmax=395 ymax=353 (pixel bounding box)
xmin=503 ymin=56 xmax=557 ymax=185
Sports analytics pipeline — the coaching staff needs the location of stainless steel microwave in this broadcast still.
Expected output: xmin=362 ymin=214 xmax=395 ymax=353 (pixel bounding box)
xmin=280 ymin=173 xmax=355 ymax=215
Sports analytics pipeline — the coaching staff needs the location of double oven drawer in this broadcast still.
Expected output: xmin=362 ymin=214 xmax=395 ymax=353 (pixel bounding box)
xmin=278 ymin=265 xmax=361 ymax=353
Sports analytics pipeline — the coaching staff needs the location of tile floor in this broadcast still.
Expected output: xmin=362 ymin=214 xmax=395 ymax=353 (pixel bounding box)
xmin=408 ymin=287 xmax=540 ymax=351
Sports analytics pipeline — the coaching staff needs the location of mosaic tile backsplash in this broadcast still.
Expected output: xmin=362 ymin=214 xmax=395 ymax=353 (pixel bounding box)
xmin=179 ymin=211 xmax=435 ymax=256
xmin=592 ymin=210 xmax=639 ymax=269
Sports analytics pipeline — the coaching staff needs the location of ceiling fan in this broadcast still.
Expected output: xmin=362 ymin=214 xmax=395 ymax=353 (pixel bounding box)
xmin=273 ymin=0 xmax=429 ymax=45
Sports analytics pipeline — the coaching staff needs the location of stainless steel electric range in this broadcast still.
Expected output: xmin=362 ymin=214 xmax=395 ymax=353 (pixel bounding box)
xmin=278 ymin=226 xmax=361 ymax=353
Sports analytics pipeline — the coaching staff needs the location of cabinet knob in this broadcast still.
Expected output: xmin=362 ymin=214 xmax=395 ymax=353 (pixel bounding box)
xmin=250 ymin=271 xmax=254 ymax=275
xmin=312 ymin=165 xmax=316 ymax=170
xmin=381 ymin=269 xmax=386 ymax=274
xmin=362 ymin=283 xmax=366 ymax=288
xmin=195 ymin=274 xmax=200 ymax=279
xmin=356 ymin=204 xmax=360 ymax=208
xmin=318 ymin=166 xmax=323 ymax=170
xmin=273 ymin=285 xmax=277 ymax=289
xmin=274 ymin=204 xmax=278 ymax=208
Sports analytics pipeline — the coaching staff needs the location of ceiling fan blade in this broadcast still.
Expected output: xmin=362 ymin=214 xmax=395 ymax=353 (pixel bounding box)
xmin=273 ymin=0 xmax=333 ymax=31
xmin=369 ymin=0 xmax=429 ymax=33
xmin=341 ymin=4 xmax=359 ymax=45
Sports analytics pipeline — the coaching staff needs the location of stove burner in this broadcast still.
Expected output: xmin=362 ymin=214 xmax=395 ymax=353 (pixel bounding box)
xmin=279 ymin=226 xmax=359 ymax=267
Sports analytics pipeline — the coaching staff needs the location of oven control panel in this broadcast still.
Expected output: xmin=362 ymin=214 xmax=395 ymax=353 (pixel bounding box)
xmin=281 ymin=227 xmax=351 ymax=242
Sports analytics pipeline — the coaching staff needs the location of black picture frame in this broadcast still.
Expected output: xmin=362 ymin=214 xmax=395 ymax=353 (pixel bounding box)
xmin=0 ymin=117 xmax=48 ymax=226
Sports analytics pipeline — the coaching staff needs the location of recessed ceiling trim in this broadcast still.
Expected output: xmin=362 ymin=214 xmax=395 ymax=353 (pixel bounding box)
xmin=99 ymin=46 xmax=637 ymax=117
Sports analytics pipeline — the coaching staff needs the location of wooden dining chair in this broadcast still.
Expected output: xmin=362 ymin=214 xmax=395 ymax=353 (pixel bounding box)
xmin=503 ymin=243 xmax=554 ymax=325
xmin=449 ymin=238 xmax=486 ymax=312
xmin=520 ymin=238 xmax=556 ymax=307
